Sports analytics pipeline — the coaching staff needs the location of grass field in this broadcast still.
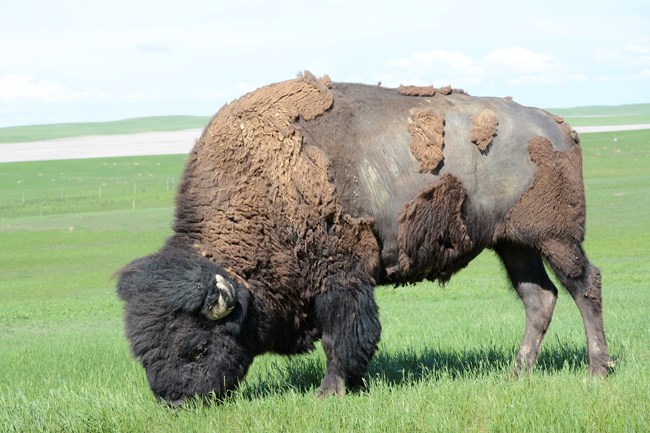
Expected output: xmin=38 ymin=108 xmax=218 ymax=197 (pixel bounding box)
xmin=1 ymin=128 xmax=649 ymax=432
xmin=0 ymin=116 xmax=209 ymax=144
xmin=550 ymin=103 xmax=650 ymax=127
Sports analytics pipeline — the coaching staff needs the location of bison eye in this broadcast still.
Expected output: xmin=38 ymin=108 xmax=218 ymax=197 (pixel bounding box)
xmin=188 ymin=341 xmax=209 ymax=361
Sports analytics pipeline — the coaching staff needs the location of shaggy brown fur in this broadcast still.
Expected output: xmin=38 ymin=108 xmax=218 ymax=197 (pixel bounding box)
xmin=395 ymin=174 xmax=473 ymax=283
xmin=176 ymin=72 xmax=381 ymax=337
xmin=470 ymin=109 xmax=499 ymax=152
xmin=407 ymin=109 xmax=445 ymax=173
xmin=497 ymin=136 xmax=586 ymax=278
xmin=397 ymin=84 xmax=466 ymax=96
xmin=398 ymin=85 xmax=436 ymax=96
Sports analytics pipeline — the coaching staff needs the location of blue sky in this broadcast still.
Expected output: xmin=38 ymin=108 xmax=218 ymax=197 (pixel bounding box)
xmin=1 ymin=0 xmax=649 ymax=127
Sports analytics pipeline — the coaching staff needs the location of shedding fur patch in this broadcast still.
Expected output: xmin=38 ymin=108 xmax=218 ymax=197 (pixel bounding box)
xmin=553 ymin=114 xmax=580 ymax=144
xmin=498 ymin=136 xmax=586 ymax=278
xmin=407 ymin=109 xmax=445 ymax=173
xmin=398 ymin=85 xmax=436 ymax=96
xmin=176 ymin=72 xmax=382 ymax=323
xmin=397 ymin=84 xmax=467 ymax=97
xmin=394 ymin=174 xmax=473 ymax=283
xmin=470 ymin=109 xmax=499 ymax=152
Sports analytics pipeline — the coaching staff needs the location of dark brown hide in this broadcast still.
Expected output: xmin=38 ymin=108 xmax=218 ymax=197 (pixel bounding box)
xmin=394 ymin=173 xmax=473 ymax=282
xmin=470 ymin=109 xmax=499 ymax=152
xmin=497 ymin=137 xmax=586 ymax=278
xmin=398 ymin=85 xmax=436 ymax=96
xmin=407 ymin=109 xmax=445 ymax=173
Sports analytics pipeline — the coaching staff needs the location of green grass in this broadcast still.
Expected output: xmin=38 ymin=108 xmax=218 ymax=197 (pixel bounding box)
xmin=0 ymin=116 xmax=210 ymax=144
xmin=0 ymin=155 xmax=187 ymax=218
xmin=1 ymin=130 xmax=649 ymax=432
xmin=549 ymin=103 xmax=650 ymax=126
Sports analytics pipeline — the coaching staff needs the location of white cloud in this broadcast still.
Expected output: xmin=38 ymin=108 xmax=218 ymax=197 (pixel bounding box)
xmin=483 ymin=46 xmax=563 ymax=75
xmin=387 ymin=46 xmax=569 ymax=87
xmin=0 ymin=74 xmax=105 ymax=102
xmin=595 ymin=40 xmax=650 ymax=68
xmin=387 ymin=50 xmax=483 ymax=86
xmin=137 ymin=43 xmax=172 ymax=54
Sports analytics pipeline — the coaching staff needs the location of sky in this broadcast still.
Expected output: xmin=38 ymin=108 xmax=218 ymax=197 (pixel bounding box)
xmin=1 ymin=0 xmax=649 ymax=127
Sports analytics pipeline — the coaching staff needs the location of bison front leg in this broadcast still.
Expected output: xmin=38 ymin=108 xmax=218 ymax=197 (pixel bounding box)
xmin=314 ymin=283 xmax=381 ymax=397
xmin=496 ymin=242 xmax=558 ymax=375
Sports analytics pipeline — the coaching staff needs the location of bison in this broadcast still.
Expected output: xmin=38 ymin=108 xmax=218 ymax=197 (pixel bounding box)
xmin=117 ymin=72 xmax=613 ymax=405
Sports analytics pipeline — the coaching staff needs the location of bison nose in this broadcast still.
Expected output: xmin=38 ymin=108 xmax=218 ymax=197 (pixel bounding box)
xmin=168 ymin=397 xmax=188 ymax=408
xmin=153 ymin=391 xmax=188 ymax=408
xmin=158 ymin=395 xmax=187 ymax=408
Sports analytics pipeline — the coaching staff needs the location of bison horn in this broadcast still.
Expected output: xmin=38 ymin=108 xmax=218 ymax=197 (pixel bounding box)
xmin=204 ymin=274 xmax=236 ymax=321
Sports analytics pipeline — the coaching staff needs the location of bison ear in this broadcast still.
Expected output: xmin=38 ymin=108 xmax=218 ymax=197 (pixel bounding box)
xmin=202 ymin=274 xmax=237 ymax=321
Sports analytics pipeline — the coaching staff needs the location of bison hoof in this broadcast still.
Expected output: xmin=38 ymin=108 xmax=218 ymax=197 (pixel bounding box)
xmin=590 ymin=358 xmax=616 ymax=377
xmin=315 ymin=375 xmax=346 ymax=398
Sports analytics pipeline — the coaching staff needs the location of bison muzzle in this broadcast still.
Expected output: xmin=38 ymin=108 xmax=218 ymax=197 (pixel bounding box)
xmin=117 ymin=72 xmax=613 ymax=405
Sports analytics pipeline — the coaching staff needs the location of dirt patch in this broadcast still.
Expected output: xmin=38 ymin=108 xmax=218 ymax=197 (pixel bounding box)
xmin=406 ymin=109 xmax=445 ymax=173
xmin=470 ymin=110 xmax=499 ymax=152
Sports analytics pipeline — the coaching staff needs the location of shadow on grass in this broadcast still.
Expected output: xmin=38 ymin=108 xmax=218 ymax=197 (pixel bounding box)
xmin=369 ymin=343 xmax=588 ymax=386
xmin=239 ymin=343 xmax=589 ymax=400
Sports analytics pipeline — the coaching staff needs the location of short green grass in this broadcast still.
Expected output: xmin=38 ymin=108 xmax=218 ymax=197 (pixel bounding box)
xmin=0 ymin=116 xmax=210 ymax=144
xmin=1 ymin=129 xmax=649 ymax=432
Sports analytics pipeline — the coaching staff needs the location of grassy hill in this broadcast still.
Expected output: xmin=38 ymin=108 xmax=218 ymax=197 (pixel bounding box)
xmin=548 ymin=103 xmax=650 ymax=126
xmin=0 ymin=115 xmax=210 ymax=144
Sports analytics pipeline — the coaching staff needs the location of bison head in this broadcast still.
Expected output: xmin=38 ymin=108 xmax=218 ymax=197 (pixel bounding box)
xmin=116 ymin=247 xmax=253 ymax=405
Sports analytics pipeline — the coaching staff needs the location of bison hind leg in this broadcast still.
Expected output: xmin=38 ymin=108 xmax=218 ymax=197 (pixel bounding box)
xmin=543 ymin=243 xmax=614 ymax=376
xmin=496 ymin=242 xmax=558 ymax=375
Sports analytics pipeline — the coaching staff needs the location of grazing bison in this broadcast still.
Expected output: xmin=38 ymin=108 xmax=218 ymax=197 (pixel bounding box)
xmin=117 ymin=72 xmax=613 ymax=405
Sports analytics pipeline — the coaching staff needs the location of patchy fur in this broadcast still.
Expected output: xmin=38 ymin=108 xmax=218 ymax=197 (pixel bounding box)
xmin=497 ymin=136 xmax=586 ymax=278
xmin=407 ymin=109 xmax=445 ymax=173
xmin=397 ymin=84 xmax=466 ymax=97
xmin=117 ymin=76 xmax=612 ymax=404
xmin=394 ymin=174 xmax=473 ymax=283
xmin=554 ymin=115 xmax=580 ymax=144
xmin=470 ymin=109 xmax=499 ymax=152
xmin=398 ymin=85 xmax=436 ymax=96
xmin=176 ymin=71 xmax=382 ymax=354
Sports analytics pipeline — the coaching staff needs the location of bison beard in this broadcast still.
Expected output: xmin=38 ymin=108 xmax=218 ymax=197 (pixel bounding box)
xmin=116 ymin=73 xmax=613 ymax=405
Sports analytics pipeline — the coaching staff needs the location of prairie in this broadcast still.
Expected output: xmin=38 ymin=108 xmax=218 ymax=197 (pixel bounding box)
xmin=0 ymin=125 xmax=648 ymax=432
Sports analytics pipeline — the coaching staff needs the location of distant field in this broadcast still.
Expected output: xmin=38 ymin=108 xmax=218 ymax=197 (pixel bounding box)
xmin=1 ymin=130 xmax=649 ymax=431
xmin=0 ymin=116 xmax=210 ymax=144
xmin=550 ymin=103 xmax=650 ymax=127
xmin=1 ymin=104 xmax=648 ymax=145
